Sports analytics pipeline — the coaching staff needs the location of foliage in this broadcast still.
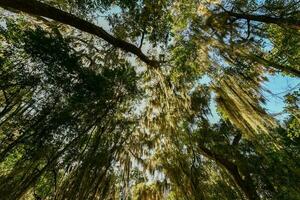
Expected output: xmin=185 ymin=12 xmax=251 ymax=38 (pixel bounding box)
xmin=0 ymin=0 xmax=299 ymax=199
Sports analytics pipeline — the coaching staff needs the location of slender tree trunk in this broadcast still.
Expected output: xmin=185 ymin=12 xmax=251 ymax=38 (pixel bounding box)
xmin=198 ymin=145 xmax=260 ymax=200
xmin=248 ymin=54 xmax=300 ymax=77
xmin=226 ymin=11 xmax=300 ymax=30
xmin=0 ymin=0 xmax=159 ymax=68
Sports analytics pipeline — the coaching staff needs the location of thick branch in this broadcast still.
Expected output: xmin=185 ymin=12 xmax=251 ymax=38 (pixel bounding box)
xmin=0 ymin=0 xmax=159 ymax=67
xmin=226 ymin=11 xmax=300 ymax=30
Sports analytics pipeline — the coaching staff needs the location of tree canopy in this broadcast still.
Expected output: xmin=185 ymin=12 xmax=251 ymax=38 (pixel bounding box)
xmin=0 ymin=0 xmax=299 ymax=199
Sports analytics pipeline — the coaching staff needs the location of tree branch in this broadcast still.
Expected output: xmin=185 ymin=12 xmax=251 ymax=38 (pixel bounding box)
xmin=232 ymin=133 xmax=242 ymax=146
xmin=0 ymin=0 xmax=159 ymax=68
xmin=225 ymin=11 xmax=300 ymax=30
xmin=248 ymin=54 xmax=300 ymax=77
xmin=198 ymin=144 xmax=259 ymax=200
xmin=139 ymin=30 xmax=146 ymax=49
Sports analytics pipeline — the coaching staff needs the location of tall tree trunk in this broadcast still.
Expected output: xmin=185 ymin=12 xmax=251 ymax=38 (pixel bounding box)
xmin=0 ymin=0 xmax=159 ymax=67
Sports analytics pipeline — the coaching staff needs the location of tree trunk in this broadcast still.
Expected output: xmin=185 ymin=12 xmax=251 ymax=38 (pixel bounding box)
xmin=226 ymin=11 xmax=300 ymax=30
xmin=248 ymin=54 xmax=300 ymax=77
xmin=0 ymin=0 xmax=159 ymax=68
xmin=198 ymin=145 xmax=260 ymax=200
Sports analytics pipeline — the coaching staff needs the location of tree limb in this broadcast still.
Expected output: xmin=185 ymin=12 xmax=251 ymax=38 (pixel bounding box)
xmin=197 ymin=144 xmax=259 ymax=200
xmin=139 ymin=30 xmax=146 ymax=49
xmin=232 ymin=133 xmax=242 ymax=146
xmin=225 ymin=11 xmax=300 ymax=30
xmin=0 ymin=0 xmax=160 ymax=68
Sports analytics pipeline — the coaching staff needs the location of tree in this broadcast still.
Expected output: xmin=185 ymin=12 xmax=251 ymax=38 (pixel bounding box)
xmin=0 ymin=0 xmax=299 ymax=199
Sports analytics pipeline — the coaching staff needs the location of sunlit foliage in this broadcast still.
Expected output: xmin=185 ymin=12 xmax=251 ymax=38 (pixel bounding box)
xmin=0 ymin=0 xmax=299 ymax=199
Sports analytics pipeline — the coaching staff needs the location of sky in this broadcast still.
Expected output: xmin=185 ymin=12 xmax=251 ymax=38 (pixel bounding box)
xmin=263 ymin=74 xmax=299 ymax=119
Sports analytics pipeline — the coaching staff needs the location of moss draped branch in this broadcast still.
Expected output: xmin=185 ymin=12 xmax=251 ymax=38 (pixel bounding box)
xmin=0 ymin=0 xmax=160 ymax=68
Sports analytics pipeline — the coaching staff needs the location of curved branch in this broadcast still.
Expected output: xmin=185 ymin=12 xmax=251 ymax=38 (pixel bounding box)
xmin=0 ymin=0 xmax=159 ymax=68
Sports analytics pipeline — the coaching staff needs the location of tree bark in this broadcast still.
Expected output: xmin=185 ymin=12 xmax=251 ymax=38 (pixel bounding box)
xmin=198 ymin=144 xmax=260 ymax=200
xmin=0 ymin=0 xmax=159 ymax=68
xmin=226 ymin=11 xmax=300 ymax=30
